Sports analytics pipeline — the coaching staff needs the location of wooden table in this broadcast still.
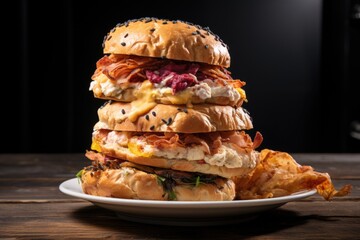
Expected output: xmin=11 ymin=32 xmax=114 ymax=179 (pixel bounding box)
xmin=0 ymin=153 xmax=359 ymax=239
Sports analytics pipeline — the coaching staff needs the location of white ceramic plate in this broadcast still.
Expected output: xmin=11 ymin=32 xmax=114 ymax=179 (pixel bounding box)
xmin=59 ymin=178 xmax=317 ymax=226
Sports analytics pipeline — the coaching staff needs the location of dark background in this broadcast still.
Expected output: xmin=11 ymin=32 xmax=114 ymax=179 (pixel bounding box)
xmin=4 ymin=0 xmax=360 ymax=153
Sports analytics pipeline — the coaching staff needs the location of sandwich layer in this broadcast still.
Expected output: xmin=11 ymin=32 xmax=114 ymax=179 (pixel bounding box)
xmin=90 ymin=54 xmax=246 ymax=106
xmin=87 ymin=129 xmax=263 ymax=178
xmin=80 ymin=160 xmax=236 ymax=201
xmin=96 ymin=101 xmax=253 ymax=133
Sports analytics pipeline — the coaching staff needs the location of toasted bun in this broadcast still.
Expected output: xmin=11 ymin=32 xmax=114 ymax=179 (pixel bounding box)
xmin=103 ymin=18 xmax=230 ymax=67
xmin=81 ymin=167 xmax=235 ymax=201
xmin=96 ymin=101 xmax=253 ymax=133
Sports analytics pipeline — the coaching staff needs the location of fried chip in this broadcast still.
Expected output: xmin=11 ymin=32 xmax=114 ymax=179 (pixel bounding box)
xmin=232 ymin=149 xmax=352 ymax=200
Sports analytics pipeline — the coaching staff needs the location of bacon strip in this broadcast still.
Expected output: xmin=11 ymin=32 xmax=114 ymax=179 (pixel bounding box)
xmin=92 ymin=54 xmax=244 ymax=90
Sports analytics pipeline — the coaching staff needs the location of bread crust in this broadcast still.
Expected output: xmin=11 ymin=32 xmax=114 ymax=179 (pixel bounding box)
xmin=103 ymin=18 xmax=230 ymax=67
xmin=81 ymin=167 xmax=235 ymax=201
xmin=96 ymin=102 xmax=253 ymax=133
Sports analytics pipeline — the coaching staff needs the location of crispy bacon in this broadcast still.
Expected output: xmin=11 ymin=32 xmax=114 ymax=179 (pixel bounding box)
xmin=85 ymin=150 xmax=106 ymax=162
xmin=140 ymin=130 xmax=261 ymax=155
xmin=221 ymin=131 xmax=263 ymax=154
xmin=143 ymin=133 xmax=184 ymax=149
xmin=93 ymin=54 xmax=164 ymax=82
xmin=92 ymin=54 xmax=244 ymax=92
xmin=184 ymin=135 xmax=211 ymax=154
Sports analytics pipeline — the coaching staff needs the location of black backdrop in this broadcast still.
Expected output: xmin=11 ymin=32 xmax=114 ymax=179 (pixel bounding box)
xmin=4 ymin=0 xmax=360 ymax=153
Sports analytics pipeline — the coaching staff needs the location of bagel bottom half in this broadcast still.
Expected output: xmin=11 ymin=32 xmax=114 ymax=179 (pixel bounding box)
xmin=79 ymin=160 xmax=235 ymax=201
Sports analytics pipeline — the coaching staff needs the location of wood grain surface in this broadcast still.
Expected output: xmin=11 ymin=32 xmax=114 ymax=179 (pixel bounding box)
xmin=0 ymin=153 xmax=359 ymax=239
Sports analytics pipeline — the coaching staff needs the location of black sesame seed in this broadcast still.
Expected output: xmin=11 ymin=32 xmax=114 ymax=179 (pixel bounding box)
xmin=243 ymin=108 xmax=250 ymax=115
xmin=100 ymin=101 xmax=110 ymax=109
xmin=161 ymin=119 xmax=167 ymax=124
xmin=121 ymin=42 xmax=126 ymax=46
xmin=121 ymin=109 xmax=126 ymax=114
xmin=200 ymin=34 xmax=205 ymax=38
xmin=145 ymin=115 xmax=150 ymax=121
xmin=177 ymin=108 xmax=182 ymax=111
xmin=150 ymin=28 xmax=155 ymax=32
xmin=172 ymin=20 xmax=178 ymax=24
xmin=192 ymin=32 xmax=197 ymax=35
xmin=152 ymin=111 xmax=157 ymax=117
xmin=196 ymin=30 xmax=200 ymax=34
xmin=150 ymin=125 xmax=155 ymax=130
xmin=205 ymin=45 xmax=209 ymax=49
xmin=107 ymin=35 xmax=112 ymax=41
xmin=145 ymin=19 xmax=152 ymax=23
xmin=162 ymin=21 xmax=168 ymax=24
xmin=124 ymin=33 xmax=128 ymax=38
xmin=183 ymin=108 xmax=188 ymax=113
xmin=167 ymin=118 xmax=172 ymax=125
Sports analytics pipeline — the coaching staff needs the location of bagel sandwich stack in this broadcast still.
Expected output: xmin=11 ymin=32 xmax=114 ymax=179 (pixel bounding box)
xmin=77 ymin=18 xmax=263 ymax=201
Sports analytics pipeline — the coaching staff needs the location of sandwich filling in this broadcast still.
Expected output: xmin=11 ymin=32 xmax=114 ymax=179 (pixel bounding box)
xmin=89 ymin=129 xmax=263 ymax=169
xmin=90 ymin=54 xmax=246 ymax=106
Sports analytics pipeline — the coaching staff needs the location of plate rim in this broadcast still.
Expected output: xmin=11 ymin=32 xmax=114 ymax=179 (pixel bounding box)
xmin=59 ymin=178 xmax=317 ymax=208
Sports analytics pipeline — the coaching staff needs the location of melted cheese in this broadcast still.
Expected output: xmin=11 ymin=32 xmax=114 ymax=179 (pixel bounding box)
xmin=128 ymin=141 xmax=153 ymax=157
xmin=161 ymin=88 xmax=193 ymax=105
xmin=91 ymin=140 xmax=102 ymax=152
xmin=236 ymin=88 xmax=247 ymax=101
xmin=128 ymin=80 xmax=157 ymax=122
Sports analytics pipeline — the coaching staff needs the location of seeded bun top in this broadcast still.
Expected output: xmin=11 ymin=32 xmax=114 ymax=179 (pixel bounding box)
xmin=102 ymin=17 xmax=230 ymax=67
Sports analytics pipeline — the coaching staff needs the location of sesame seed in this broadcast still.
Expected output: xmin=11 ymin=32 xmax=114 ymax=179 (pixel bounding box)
xmin=121 ymin=42 xmax=126 ymax=46
xmin=177 ymin=108 xmax=182 ymax=111
xmin=145 ymin=19 xmax=152 ymax=23
xmin=161 ymin=119 xmax=167 ymax=124
xmin=205 ymin=45 xmax=209 ymax=49
xmin=150 ymin=125 xmax=155 ymax=130
xmin=107 ymin=35 xmax=112 ymax=40
xmin=167 ymin=118 xmax=172 ymax=125
xmin=162 ymin=21 xmax=168 ymax=24
xmin=124 ymin=33 xmax=128 ymax=38
xmin=100 ymin=101 xmax=110 ymax=109
xmin=150 ymin=28 xmax=155 ymax=32
xmin=183 ymin=108 xmax=188 ymax=113
xmin=152 ymin=111 xmax=156 ymax=117
xmin=192 ymin=32 xmax=197 ymax=35
xmin=200 ymin=34 xmax=205 ymax=38
xmin=145 ymin=115 xmax=149 ymax=121
xmin=121 ymin=109 xmax=125 ymax=114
